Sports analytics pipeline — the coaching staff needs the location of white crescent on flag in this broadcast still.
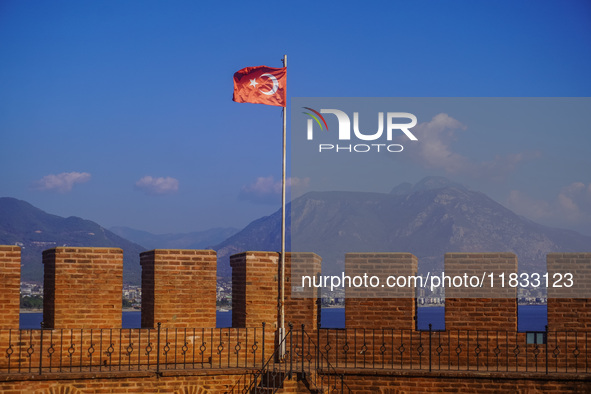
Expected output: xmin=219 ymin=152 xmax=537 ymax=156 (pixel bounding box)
xmin=259 ymin=73 xmax=279 ymax=95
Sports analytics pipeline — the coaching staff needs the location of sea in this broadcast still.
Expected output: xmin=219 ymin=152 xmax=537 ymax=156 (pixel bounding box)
xmin=19 ymin=305 xmax=547 ymax=332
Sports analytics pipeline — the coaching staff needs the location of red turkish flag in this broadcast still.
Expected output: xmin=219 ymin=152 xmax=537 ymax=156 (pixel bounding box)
xmin=233 ymin=66 xmax=286 ymax=107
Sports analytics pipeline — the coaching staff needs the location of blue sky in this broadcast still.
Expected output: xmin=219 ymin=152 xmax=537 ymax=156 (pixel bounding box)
xmin=1 ymin=0 xmax=590 ymax=235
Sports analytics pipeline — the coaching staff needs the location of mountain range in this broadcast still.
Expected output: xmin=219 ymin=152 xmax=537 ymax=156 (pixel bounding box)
xmin=0 ymin=197 xmax=238 ymax=284
xmin=213 ymin=177 xmax=591 ymax=276
xmin=2 ymin=177 xmax=591 ymax=283
xmin=0 ymin=197 xmax=145 ymax=284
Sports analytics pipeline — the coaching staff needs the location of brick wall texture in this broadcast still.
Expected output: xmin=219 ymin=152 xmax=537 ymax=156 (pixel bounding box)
xmin=0 ymin=371 xmax=248 ymax=393
xmin=345 ymin=253 xmax=418 ymax=330
xmin=284 ymin=252 xmax=321 ymax=331
xmin=0 ymin=246 xmax=20 ymax=329
xmin=445 ymin=253 xmax=517 ymax=331
xmin=339 ymin=370 xmax=591 ymax=393
xmin=140 ymin=249 xmax=216 ymax=328
xmin=231 ymin=251 xmax=280 ymax=329
xmin=230 ymin=252 xmax=321 ymax=331
xmin=547 ymin=253 xmax=591 ymax=331
xmin=1 ymin=370 xmax=589 ymax=393
xmin=42 ymin=247 xmax=122 ymax=329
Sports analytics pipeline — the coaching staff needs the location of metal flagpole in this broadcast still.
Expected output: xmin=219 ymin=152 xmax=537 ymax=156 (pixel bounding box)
xmin=279 ymin=54 xmax=287 ymax=357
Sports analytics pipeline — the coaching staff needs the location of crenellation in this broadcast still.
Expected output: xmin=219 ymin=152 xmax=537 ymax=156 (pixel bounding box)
xmin=0 ymin=246 xmax=21 ymax=329
xmin=0 ymin=246 xmax=590 ymax=391
xmin=547 ymin=253 xmax=591 ymax=331
xmin=345 ymin=253 xmax=418 ymax=330
xmin=140 ymin=249 xmax=217 ymax=329
xmin=42 ymin=247 xmax=123 ymax=329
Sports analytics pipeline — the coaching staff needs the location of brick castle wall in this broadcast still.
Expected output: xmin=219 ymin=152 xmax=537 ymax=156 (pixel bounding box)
xmin=2 ymin=246 xmax=591 ymax=392
xmin=547 ymin=253 xmax=591 ymax=331
xmin=345 ymin=253 xmax=418 ymax=330
xmin=3 ymin=246 xmax=588 ymax=332
xmin=0 ymin=246 xmax=20 ymax=329
xmin=339 ymin=369 xmax=591 ymax=393
xmin=230 ymin=251 xmax=279 ymax=329
xmin=230 ymin=252 xmax=321 ymax=331
xmin=445 ymin=253 xmax=517 ymax=331
xmin=0 ymin=371 xmax=247 ymax=393
xmin=284 ymin=252 xmax=321 ymax=330
xmin=42 ymin=247 xmax=122 ymax=329
xmin=140 ymin=249 xmax=216 ymax=328
xmin=1 ymin=370 xmax=589 ymax=393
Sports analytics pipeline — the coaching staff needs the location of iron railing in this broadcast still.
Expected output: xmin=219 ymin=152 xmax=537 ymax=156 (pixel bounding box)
xmin=306 ymin=324 xmax=353 ymax=393
xmin=315 ymin=325 xmax=590 ymax=374
xmin=2 ymin=323 xmax=589 ymax=385
xmin=244 ymin=324 xmax=293 ymax=393
xmin=228 ymin=323 xmax=352 ymax=393
xmin=0 ymin=323 xmax=268 ymax=375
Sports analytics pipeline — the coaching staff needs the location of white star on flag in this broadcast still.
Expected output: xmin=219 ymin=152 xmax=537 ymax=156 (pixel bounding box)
xmin=249 ymin=79 xmax=258 ymax=87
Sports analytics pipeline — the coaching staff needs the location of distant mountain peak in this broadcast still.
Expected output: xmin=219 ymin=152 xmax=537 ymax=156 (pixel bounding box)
xmin=0 ymin=197 xmax=145 ymax=284
xmin=213 ymin=178 xmax=591 ymax=277
xmin=390 ymin=176 xmax=466 ymax=195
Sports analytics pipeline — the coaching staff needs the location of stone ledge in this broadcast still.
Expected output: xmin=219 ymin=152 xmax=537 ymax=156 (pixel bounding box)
xmin=325 ymin=368 xmax=591 ymax=382
xmin=0 ymin=368 xmax=257 ymax=382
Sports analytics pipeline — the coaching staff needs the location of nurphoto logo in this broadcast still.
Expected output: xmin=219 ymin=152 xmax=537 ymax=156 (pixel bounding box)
xmin=303 ymin=107 xmax=418 ymax=153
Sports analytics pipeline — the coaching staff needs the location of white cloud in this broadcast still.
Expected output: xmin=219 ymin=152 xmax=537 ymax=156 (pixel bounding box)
xmin=239 ymin=176 xmax=310 ymax=204
xmin=406 ymin=113 xmax=469 ymax=173
xmin=35 ymin=172 xmax=91 ymax=193
xmin=287 ymin=176 xmax=311 ymax=191
xmin=135 ymin=176 xmax=179 ymax=195
xmin=555 ymin=182 xmax=591 ymax=222
xmin=506 ymin=190 xmax=552 ymax=220
xmin=507 ymin=182 xmax=591 ymax=227
xmin=402 ymin=113 xmax=538 ymax=180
